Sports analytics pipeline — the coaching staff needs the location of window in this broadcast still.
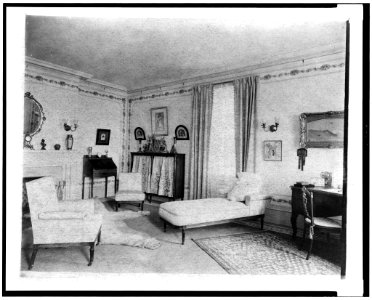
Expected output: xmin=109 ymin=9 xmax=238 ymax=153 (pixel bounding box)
xmin=208 ymin=82 xmax=236 ymax=197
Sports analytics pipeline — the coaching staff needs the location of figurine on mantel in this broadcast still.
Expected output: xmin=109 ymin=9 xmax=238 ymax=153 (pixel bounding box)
xmin=41 ymin=139 xmax=46 ymax=150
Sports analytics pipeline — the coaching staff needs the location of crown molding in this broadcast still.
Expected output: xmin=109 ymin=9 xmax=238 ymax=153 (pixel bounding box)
xmin=25 ymin=56 xmax=128 ymax=94
xmin=128 ymin=44 xmax=345 ymax=96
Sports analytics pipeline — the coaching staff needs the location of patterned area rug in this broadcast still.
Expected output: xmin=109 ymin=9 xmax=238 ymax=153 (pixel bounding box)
xmin=193 ymin=231 xmax=340 ymax=275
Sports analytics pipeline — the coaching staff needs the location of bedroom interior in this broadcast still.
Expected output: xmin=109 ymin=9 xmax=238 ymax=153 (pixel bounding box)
xmin=5 ymin=5 xmax=364 ymax=295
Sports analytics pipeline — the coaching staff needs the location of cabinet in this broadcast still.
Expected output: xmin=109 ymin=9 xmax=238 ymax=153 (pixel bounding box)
xmin=131 ymin=152 xmax=185 ymax=201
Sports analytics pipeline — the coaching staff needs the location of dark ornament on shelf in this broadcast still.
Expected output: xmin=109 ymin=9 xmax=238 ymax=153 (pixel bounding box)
xmin=66 ymin=134 xmax=74 ymax=150
xmin=41 ymin=139 xmax=46 ymax=150
xmin=54 ymin=144 xmax=61 ymax=150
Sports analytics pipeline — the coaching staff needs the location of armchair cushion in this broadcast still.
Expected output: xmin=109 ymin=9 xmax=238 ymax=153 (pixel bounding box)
xmin=115 ymin=190 xmax=145 ymax=202
xmin=38 ymin=211 xmax=87 ymax=220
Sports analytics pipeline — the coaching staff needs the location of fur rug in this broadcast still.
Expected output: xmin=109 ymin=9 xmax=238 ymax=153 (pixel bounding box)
xmin=22 ymin=200 xmax=161 ymax=250
xmin=95 ymin=199 xmax=161 ymax=249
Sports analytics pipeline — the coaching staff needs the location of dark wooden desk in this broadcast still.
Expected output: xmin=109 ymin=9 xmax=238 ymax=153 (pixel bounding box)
xmin=82 ymin=155 xmax=117 ymax=199
xmin=290 ymin=186 xmax=346 ymax=275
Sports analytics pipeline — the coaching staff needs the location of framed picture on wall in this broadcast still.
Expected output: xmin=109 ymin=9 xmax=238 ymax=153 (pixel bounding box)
xmin=175 ymin=125 xmax=189 ymax=140
xmin=263 ymin=140 xmax=282 ymax=161
xmin=96 ymin=129 xmax=111 ymax=145
xmin=151 ymin=107 xmax=168 ymax=136
xmin=134 ymin=127 xmax=146 ymax=140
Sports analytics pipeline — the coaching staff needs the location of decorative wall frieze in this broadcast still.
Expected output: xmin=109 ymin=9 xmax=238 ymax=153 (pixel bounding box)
xmin=128 ymin=88 xmax=193 ymax=102
xmin=260 ymin=62 xmax=345 ymax=81
xmin=25 ymin=73 xmax=126 ymax=101
xmin=128 ymin=62 xmax=345 ymax=102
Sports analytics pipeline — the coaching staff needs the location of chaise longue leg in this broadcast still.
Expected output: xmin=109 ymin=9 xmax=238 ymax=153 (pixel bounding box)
xmin=260 ymin=215 xmax=265 ymax=230
xmin=28 ymin=244 xmax=39 ymax=270
xmin=88 ymin=242 xmax=95 ymax=266
xmin=181 ymin=227 xmax=185 ymax=245
xmin=163 ymin=220 xmax=167 ymax=232
xmin=97 ymin=228 xmax=102 ymax=245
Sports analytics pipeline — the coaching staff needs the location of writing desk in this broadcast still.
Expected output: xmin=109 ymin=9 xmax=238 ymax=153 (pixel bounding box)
xmin=290 ymin=186 xmax=346 ymax=276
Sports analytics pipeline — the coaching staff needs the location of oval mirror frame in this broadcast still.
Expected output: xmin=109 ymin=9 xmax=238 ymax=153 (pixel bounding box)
xmin=24 ymin=92 xmax=46 ymax=149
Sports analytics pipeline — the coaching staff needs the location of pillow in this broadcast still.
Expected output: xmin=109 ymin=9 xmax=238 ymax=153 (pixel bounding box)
xmin=39 ymin=211 xmax=87 ymax=220
xmin=227 ymin=183 xmax=261 ymax=202
xmin=236 ymin=172 xmax=262 ymax=186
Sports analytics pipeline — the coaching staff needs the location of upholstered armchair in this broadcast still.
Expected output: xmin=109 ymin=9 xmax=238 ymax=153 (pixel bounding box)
xmin=25 ymin=176 xmax=102 ymax=270
xmin=114 ymin=172 xmax=146 ymax=211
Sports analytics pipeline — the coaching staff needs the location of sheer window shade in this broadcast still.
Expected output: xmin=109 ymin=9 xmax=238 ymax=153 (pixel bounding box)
xmin=208 ymin=83 xmax=237 ymax=197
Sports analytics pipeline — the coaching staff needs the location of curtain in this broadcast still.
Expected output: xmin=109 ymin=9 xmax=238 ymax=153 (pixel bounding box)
xmin=158 ymin=157 xmax=174 ymax=197
xmin=234 ymin=76 xmax=259 ymax=173
xmin=132 ymin=155 xmax=152 ymax=193
xmin=189 ymin=84 xmax=213 ymax=199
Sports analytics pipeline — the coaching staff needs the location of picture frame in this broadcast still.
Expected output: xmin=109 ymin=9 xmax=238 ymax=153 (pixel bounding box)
xmin=96 ymin=129 xmax=111 ymax=145
xmin=263 ymin=140 xmax=282 ymax=161
xmin=151 ymin=107 xmax=168 ymax=136
xmin=134 ymin=127 xmax=146 ymax=140
xmin=175 ymin=125 xmax=189 ymax=140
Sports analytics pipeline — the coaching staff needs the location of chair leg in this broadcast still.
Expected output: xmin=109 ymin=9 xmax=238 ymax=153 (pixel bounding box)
xmin=141 ymin=201 xmax=144 ymax=211
xmin=181 ymin=227 xmax=185 ymax=245
xmin=28 ymin=245 xmax=39 ymax=270
xmin=306 ymin=237 xmax=313 ymax=260
xmin=302 ymin=222 xmax=307 ymax=250
xmin=163 ymin=220 xmax=167 ymax=232
xmin=88 ymin=242 xmax=95 ymax=266
xmin=115 ymin=202 xmax=119 ymax=212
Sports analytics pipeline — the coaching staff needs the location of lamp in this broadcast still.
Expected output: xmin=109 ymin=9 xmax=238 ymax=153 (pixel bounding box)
xmin=261 ymin=117 xmax=279 ymax=132
xmin=63 ymin=120 xmax=78 ymax=132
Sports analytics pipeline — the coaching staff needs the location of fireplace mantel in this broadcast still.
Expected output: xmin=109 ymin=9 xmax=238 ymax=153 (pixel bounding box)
xmin=23 ymin=150 xmax=83 ymax=199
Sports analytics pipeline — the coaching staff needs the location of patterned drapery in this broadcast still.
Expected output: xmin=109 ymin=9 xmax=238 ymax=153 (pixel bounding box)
xmin=132 ymin=155 xmax=174 ymax=197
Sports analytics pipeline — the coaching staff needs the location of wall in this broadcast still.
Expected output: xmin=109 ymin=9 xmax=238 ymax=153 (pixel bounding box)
xmin=129 ymin=91 xmax=192 ymax=198
xmin=24 ymin=58 xmax=127 ymax=199
xmin=256 ymin=69 xmax=345 ymax=197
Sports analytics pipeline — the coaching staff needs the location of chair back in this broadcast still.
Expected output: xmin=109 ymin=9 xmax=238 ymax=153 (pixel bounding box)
xmin=301 ymin=186 xmax=314 ymax=225
xmin=118 ymin=172 xmax=143 ymax=191
xmin=25 ymin=176 xmax=58 ymax=223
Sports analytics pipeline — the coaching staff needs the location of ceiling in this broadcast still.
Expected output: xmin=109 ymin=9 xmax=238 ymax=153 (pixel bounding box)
xmin=25 ymin=10 xmax=346 ymax=92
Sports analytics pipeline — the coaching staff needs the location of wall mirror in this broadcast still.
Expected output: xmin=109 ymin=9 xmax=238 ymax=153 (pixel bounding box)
xmin=299 ymin=111 xmax=344 ymax=148
xmin=24 ymin=92 xmax=46 ymax=149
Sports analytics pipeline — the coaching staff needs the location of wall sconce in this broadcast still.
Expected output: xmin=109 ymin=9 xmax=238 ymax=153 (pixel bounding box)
xmin=63 ymin=120 xmax=78 ymax=132
xmin=261 ymin=118 xmax=279 ymax=132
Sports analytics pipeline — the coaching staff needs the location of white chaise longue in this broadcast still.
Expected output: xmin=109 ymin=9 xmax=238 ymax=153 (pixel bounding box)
xmin=159 ymin=172 xmax=272 ymax=245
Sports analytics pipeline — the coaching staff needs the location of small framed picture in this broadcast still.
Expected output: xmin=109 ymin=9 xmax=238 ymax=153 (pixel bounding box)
xmin=96 ymin=129 xmax=111 ymax=145
xmin=151 ymin=107 xmax=168 ymax=136
xmin=134 ymin=127 xmax=146 ymax=140
xmin=175 ymin=125 xmax=189 ymax=140
xmin=263 ymin=140 xmax=282 ymax=161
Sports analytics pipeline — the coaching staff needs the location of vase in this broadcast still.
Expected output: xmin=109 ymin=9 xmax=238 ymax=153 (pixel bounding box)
xmin=54 ymin=144 xmax=61 ymax=150
xmin=66 ymin=134 xmax=73 ymax=150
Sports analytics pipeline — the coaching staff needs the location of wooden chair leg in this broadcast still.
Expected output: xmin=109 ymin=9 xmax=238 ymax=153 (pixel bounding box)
xmin=28 ymin=245 xmax=39 ymax=270
xmin=301 ymin=222 xmax=307 ymax=250
xmin=88 ymin=242 xmax=95 ymax=266
xmin=306 ymin=237 xmax=313 ymax=260
xmin=115 ymin=202 xmax=119 ymax=212
xmin=141 ymin=201 xmax=144 ymax=211
xmin=181 ymin=227 xmax=185 ymax=245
